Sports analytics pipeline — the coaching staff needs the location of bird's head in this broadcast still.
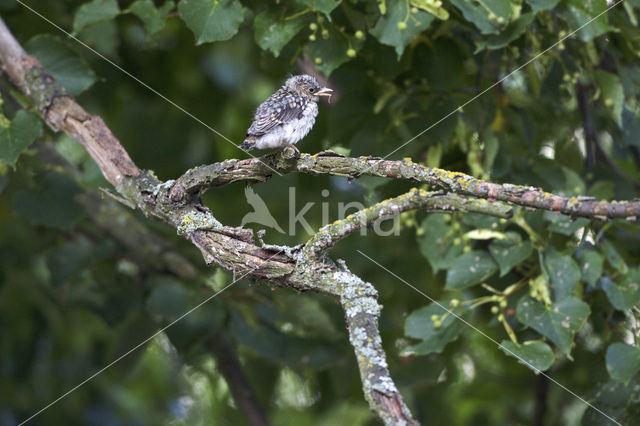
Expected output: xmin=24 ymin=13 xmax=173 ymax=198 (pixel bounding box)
xmin=284 ymin=74 xmax=332 ymax=101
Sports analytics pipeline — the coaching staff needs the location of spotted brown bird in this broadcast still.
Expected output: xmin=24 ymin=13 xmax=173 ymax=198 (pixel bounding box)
xmin=239 ymin=74 xmax=332 ymax=151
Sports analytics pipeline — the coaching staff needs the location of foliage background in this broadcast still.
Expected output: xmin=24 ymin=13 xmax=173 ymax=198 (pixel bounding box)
xmin=1 ymin=0 xmax=640 ymax=424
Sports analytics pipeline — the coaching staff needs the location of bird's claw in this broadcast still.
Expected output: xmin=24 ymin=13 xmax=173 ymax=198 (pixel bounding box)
xmin=281 ymin=144 xmax=300 ymax=159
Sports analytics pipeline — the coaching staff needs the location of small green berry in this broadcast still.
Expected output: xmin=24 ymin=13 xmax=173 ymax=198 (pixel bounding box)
xmin=605 ymin=98 xmax=614 ymax=107
xmin=488 ymin=13 xmax=496 ymax=21
xmin=497 ymin=16 xmax=505 ymax=25
xmin=322 ymin=29 xmax=329 ymax=39
xmin=397 ymin=21 xmax=407 ymax=30
xmin=317 ymin=15 xmax=325 ymax=24
xmin=411 ymin=7 xmax=418 ymax=14
xmin=499 ymin=299 xmax=507 ymax=309
xmin=463 ymin=245 xmax=471 ymax=253
xmin=309 ymin=34 xmax=316 ymax=41
xmin=355 ymin=30 xmax=364 ymax=39
xmin=558 ymin=43 xmax=565 ymax=51
xmin=453 ymin=238 xmax=461 ymax=246
xmin=431 ymin=314 xmax=439 ymax=321
xmin=309 ymin=23 xmax=318 ymax=31
xmin=450 ymin=299 xmax=460 ymax=307
xmin=497 ymin=313 xmax=505 ymax=322
xmin=347 ymin=48 xmax=356 ymax=58
xmin=314 ymin=57 xmax=322 ymax=64
xmin=433 ymin=320 xmax=442 ymax=329
xmin=491 ymin=305 xmax=500 ymax=314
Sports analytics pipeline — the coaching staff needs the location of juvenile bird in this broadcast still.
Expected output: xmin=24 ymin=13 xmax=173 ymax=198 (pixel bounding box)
xmin=239 ymin=74 xmax=332 ymax=151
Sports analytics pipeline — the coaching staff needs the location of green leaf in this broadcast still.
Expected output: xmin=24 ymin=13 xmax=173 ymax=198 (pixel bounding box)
xmin=78 ymin=20 xmax=119 ymax=57
xmin=600 ymin=240 xmax=628 ymax=274
xmin=446 ymin=250 xmax=498 ymax=290
xmin=418 ymin=214 xmax=463 ymax=273
xmin=47 ymin=237 xmax=96 ymax=286
xmin=73 ymin=0 xmax=120 ymax=34
xmin=475 ymin=12 xmax=533 ymax=51
xmin=146 ymin=276 xmax=225 ymax=349
xmin=595 ymin=70 xmax=624 ymax=127
xmin=546 ymin=254 xmax=581 ymax=300
xmin=12 ymin=171 xmax=83 ymax=230
xmin=403 ymin=303 xmax=464 ymax=356
xmin=622 ymin=107 xmax=640 ymax=148
xmin=305 ymin=23 xmax=358 ymax=77
xmin=530 ymin=0 xmax=561 ymax=13
xmin=489 ymin=235 xmax=533 ymax=277
xmin=449 ymin=0 xmax=510 ymax=35
xmin=560 ymin=0 xmax=616 ymax=42
xmin=127 ymin=0 xmax=174 ymax=35
xmin=25 ymin=35 xmax=98 ymax=96
xmin=577 ymin=248 xmax=604 ymax=287
xmin=0 ymin=110 xmax=43 ymax=168
xmin=410 ymin=0 xmax=449 ymax=20
xmin=370 ymin=0 xmax=435 ymax=57
xmin=500 ymin=340 xmax=555 ymax=372
xmin=254 ymin=11 xmax=307 ymax=57
xmin=544 ymin=211 xmax=590 ymax=236
xmin=230 ymin=309 xmax=341 ymax=370
xmin=298 ymin=0 xmax=339 ymax=17
xmin=178 ymin=0 xmax=247 ymax=45
xmin=516 ymin=296 xmax=590 ymax=356
xmin=601 ymin=269 xmax=640 ymax=311
xmin=606 ymin=343 xmax=640 ymax=384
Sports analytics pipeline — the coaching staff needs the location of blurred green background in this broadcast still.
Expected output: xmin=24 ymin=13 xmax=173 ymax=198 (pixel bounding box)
xmin=1 ymin=0 xmax=640 ymax=425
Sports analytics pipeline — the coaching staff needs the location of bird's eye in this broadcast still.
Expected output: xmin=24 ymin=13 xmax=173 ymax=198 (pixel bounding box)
xmin=309 ymin=87 xmax=316 ymax=93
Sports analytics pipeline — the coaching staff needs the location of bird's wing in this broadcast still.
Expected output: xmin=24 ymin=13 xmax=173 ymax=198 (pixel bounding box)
xmin=247 ymin=91 xmax=307 ymax=136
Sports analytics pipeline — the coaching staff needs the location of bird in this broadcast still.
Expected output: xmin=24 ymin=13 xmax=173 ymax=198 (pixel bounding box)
xmin=239 ymin=74 xmax=332 ymax=151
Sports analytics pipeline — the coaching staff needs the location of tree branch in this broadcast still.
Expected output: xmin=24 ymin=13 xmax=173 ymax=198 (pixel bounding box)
xmin=301 ymin=189 xmax=512 ymax=260
xmin=208 ymin=330 xmax=272 ymax=426
xmin=169 ymin=149 xmax=640 ymax=221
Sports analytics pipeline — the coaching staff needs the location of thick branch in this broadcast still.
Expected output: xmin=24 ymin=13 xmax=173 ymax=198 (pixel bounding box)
xmin=285 ymin=259 xmax=418 ymax=425
xmin=0 ymin=18 xmax=139 ymax=186
xmin=171 ymin=150 xmax=640 ymax=221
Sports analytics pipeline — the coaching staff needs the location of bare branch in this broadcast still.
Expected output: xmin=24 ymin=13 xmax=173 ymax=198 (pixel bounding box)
xmin=0 ymin=18 xmax=139 ymax=186
xmin=170 ymin=150 xmax=640 ymax=221
xmin=208 ymin=330 xmax=272 ymax=426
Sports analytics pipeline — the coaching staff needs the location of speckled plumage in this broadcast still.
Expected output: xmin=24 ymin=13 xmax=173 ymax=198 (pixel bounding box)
xmin=239 ymin=75 xmax=332 ymax=151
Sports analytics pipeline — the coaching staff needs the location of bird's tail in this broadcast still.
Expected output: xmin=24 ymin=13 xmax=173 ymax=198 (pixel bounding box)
xmin=239 ymin=137 xmax=255 ymax=151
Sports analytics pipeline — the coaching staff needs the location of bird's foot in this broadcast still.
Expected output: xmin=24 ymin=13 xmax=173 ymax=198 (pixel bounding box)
xmin=281 ymin=143 xmax=300 ymax=160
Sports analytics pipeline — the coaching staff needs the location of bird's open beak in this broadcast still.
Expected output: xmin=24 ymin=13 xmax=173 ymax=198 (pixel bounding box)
xmin=316 ymin=87 xmax=333 ymax=97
